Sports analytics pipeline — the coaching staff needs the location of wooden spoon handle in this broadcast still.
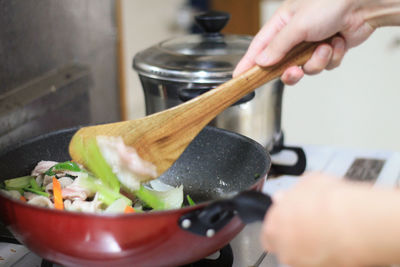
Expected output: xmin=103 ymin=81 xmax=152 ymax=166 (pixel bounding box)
xmin=178 ymin=38 xmax=333 ymax=125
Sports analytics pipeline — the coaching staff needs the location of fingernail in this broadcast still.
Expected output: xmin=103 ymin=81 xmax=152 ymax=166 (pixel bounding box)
xmin=317 ymin=46 xmax=331 ymax=59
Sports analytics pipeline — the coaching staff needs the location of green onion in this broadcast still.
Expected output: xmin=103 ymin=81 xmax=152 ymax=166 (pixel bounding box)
xmin=4 ymin=176 xmax=34 ymax=189
xmin=186 ymin=194 xmax=196 ymax=206
xmin=45 ymin=161 xmax=81 ymax=176
xmin=29 ymin=178 xmax=41 ymax=191
xmin=23 ymin=187 xmax=50 ymax=197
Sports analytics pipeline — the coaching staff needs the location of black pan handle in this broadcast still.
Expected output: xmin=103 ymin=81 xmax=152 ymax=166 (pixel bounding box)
xmin=178 ymin=88 xmax=255 ymax=106
xmin=270 ymin=145 xmax=306 ymax=176
xmin=179 ymin=191 xmax=272 ymax=237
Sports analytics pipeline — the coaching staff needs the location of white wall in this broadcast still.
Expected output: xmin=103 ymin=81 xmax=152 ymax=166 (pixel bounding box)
xmin=261 ymin=0 xmax=400 ymax=151
xmin=120 ymin=0 xmax=186 ymax=119
xmin=121 ymin=0 xmax=400 ymax=151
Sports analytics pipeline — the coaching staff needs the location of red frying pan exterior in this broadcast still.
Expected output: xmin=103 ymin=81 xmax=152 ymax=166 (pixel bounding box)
xmin=0 ymin=126 xmax=269 ymax=266
xmin=0 ymin=180 xmax=264 ymax=266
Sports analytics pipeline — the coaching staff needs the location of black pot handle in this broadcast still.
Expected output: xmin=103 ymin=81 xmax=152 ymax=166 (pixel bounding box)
xmin=270 ymin=145 xmax=307 ymax=176
xmin=178 ymin=88 xmax=255 ymax=106
xmin=179 ymin=191 xmax=272 ymax=237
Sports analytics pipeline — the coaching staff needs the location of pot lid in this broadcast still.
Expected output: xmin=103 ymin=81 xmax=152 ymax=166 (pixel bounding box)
xmin=133 ymin=11 xmax=252 ymax=83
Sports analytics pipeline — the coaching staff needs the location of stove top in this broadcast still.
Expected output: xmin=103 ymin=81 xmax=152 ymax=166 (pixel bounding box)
xmin=2 ymin=145 xmax=400 ymax=267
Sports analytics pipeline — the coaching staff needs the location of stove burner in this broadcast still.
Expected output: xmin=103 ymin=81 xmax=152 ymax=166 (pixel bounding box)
xmin=41 ymin=259 xmax=55 ymax=267
xmin=180 ymin=244 xmax=233 ymax=267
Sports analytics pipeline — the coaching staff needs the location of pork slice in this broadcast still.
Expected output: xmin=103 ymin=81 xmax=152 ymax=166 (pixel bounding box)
xmin=62 ymin=188 xmax=88 ymax=201
xmin=64 ymin=193 xmax=103 ymax=213
xmin=31 ymin=161 xmax=58 ymax=176
xmin=27 ymin=196 xmax=54 ymax=208
xmin=24 ymin=192 xmax=39 ymax=201
xmin=96 ymin=136 xmax=157 ymax=191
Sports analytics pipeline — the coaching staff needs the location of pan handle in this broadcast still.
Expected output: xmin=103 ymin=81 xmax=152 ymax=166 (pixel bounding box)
xmin=179 ymin=191 xmax=272 ymax=237
xmin=270 ymin=145 xmax=307 ymax=176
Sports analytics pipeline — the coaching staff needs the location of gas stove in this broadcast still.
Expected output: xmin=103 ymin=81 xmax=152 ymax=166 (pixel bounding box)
xmin=2 ymin=144 xmax=400 ymax=267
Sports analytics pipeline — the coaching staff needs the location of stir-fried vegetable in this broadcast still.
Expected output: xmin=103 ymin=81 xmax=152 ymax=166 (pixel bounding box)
xmin=186 ymin=194 xmax=196 ymax=206
xmin=4 ymin=175 xmax=33 ymax=190
xmin=45 ymin=161 xmax=81 ymax=176
xmin=73 ymin=136 xmax=177 ymax=210
xmin=24 ymin=187 xmax=50 ymax=197
xmin=1 ymin=135 xmax=185 ymax=214
xmin=29 ymin=177 xmax=41 ymax=191
xmin=4 ymin=175 xmax=49 ymax=197
xmin=135 ymin=185 xmax=166 ymax=210
xmin=78 ymin=175 xmax=131 ymax=206
xmin=53 ymin=177 xmax=64 ymax=210
xmin=124 ymin=206 xmax=136 ymax=214
xmin=72 ymin=137 xmax=120 ymax=192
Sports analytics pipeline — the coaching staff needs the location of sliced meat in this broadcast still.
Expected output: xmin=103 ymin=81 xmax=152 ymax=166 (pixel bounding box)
xmin=31 ymin=161 xmax=58 ymax=176
xmin=97 ymin=136 xmax=157 ymax=191
xmin=27 ymin=196 xmax=54 ymax=208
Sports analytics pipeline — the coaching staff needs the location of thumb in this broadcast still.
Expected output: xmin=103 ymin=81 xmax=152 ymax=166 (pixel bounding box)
xmin=255 ymin=20 xmax=306 ymax=66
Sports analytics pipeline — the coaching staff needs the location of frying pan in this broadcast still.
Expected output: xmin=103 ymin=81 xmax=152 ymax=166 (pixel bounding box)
xmin=0 ymin=126 xmax=272 ymax=267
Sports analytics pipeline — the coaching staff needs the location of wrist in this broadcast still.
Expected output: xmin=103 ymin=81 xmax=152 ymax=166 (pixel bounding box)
xmin=358 ymin=0 xmax=400 ymax=28
xmin=333 ymin=184 xmax=400 ymax=266
xmin=329 ymin=182 xmax=373 ymax=266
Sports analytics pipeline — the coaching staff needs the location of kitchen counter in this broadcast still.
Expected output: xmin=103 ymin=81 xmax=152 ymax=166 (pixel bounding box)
xmin=232 ymin=144 xmax=400 ymax=267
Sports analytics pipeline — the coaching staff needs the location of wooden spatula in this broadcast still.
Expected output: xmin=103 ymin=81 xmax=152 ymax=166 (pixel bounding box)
xmin=69 ymin=40 xmax=329 ymax=177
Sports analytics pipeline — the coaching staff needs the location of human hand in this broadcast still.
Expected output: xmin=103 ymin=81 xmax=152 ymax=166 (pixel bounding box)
xmin=233 ymin=0 xmax=376 ymax=85
xmin=261 ymin=173 xmax=370 ymax=267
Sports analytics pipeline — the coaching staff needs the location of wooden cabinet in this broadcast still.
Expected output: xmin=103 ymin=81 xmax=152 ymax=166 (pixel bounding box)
xmin=210 ymin=0 xmax=261 ymax=35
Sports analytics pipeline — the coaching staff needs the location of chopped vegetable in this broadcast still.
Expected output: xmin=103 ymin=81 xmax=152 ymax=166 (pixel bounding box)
xmin=103 ymin=198 xmax=131 ymax=213
xmin=79 ymin=175 xmax=131 ymax=206
xmin=1 ymin=135 xmax=188 ymax=213
xmin=29 ymin=177 xmax=41 ymax=191
xmin=135 ymin=185 xmax=166 ymax=210
xmin=124 ymin=205 xmax=136 ymax=213
xmin=186 ymin=194 xmax=196 ymax=206
xmin=45 ymin=161 xmax=81 ymax=176
xmin=24 ymin=187 xmax=50 ymax=197
xmin=136 ymin=183 xmax=183 ymax=210
xmin=52 ymin=177 xmax=64 ymax=210
xmin=4 ymin=176 xmax=33 ymax=189
xmin=72 ymin=137 xmax=120 ymax=192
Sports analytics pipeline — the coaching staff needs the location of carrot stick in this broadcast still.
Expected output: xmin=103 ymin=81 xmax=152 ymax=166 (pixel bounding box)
xmin=20 ymin=196 xmax=26 ymax=202
xmin=52 ymin=177 xmax=64 ymax=210
xmin=124 ymin=205 xmax=135 ymax=213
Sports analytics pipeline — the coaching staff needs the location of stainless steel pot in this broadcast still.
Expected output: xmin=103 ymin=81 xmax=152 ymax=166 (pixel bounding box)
xmin=133 ymin=11 xmax=306 ymax=175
